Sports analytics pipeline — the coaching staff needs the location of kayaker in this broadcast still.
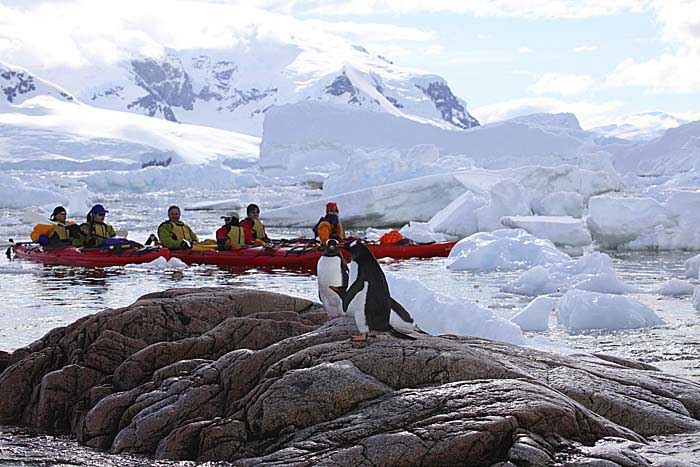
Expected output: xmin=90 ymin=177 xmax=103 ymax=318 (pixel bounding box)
xmin=313 ymin=202 xmax=345 ymax=246
xmin=240 ymin=203 xmax=270 ymax=246
xmin=157 ymin=205 xmax=199 ymax=250
xmin=30 ymin=206 xmax=81 ymax=249
xmin=216 ymin=212 xmax=246 ymax=251
xmin=75 ymin=204 xmax=116 ymax=248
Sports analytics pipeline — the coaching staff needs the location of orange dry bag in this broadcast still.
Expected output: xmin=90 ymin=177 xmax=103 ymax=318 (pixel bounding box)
xmin=31 ymin=224 xmax=54 ymax=242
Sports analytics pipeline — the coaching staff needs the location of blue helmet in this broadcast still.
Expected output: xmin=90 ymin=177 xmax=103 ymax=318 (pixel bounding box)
xmin=89 ymin=204 xmax=109 ymax=215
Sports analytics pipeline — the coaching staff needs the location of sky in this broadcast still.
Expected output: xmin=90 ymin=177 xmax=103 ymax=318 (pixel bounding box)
xmin=1 ymin=0 xmax=699 ymax=129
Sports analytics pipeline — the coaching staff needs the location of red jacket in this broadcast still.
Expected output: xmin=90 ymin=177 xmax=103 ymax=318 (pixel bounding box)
xmin=240 ymin=218 xmax=255 ymax=245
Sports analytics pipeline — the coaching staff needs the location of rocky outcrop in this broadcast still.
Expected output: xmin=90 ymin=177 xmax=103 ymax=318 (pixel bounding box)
xmin=1 ymin=287 xmax=699 ymax=466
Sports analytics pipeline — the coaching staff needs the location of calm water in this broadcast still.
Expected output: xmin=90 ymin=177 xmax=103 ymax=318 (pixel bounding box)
xmin=1 ymin=195 xmax=699 ymax=464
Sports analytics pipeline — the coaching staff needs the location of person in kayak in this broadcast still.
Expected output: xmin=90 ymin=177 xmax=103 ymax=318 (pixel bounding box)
xmin=75 ymin=204 xmax=116 ymax=248
xmin=31 ymin=206 xmax=81 ymax=249
xmin=241 ymin=203 xmax=270 ymax=246
xmin=313 ymin=202 xmax=345 ymax=246
xmin=158 ymin=205 xmax=199 ymax=250
xmin=216 ymin=212 xmax=246 ymax=250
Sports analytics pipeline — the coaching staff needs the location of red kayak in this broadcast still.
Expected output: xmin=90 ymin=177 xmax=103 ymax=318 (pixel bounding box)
xmin=169 ymin=240 xmax=457 ymax=270
xmin=11 ymin=244 xmax=170 ymax=267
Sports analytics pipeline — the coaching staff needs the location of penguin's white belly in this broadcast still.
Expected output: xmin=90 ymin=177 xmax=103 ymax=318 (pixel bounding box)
xmin=350 ymin=282 xmax=369 ymax=334
xmin=317 ymin=256 xmax=346 ymax=317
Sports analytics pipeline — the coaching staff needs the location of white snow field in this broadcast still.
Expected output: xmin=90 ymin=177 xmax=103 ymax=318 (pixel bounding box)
xmin=446 ymin=229 xmax=570 ymax=272
xmin=556 ymin=290 xmax=663 ymax=331
xmin=510 ymin=296 xmax=558 ymax=332
xmin=0 ymin=95 xmax=260 ymax=170
xmin=386 ymin=273 xmax=525 ymax=345
xmin=503 ymin=252 xmax=637 ymax=296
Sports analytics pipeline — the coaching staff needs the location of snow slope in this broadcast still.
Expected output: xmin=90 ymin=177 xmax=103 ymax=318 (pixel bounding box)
xmin=0 ymin=95 xmax=259 ymax=169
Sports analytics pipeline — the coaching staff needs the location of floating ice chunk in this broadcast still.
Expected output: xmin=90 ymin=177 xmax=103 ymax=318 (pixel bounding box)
xmin=654 ymin=278 xmax=695 ymax=296
xmin=428 ymin=189 xmax=487 ymax=238
xmin=476 ymin=179 xmax=531 ymax=232
xmin=685 ymin=253 xmax=700 ymax=279
xmin=447 ymin=229 xmax=570 ymax=272
xmin=557 ymin=289 xmax=663 ymax=331
xmin=386 ymin=273 xmax=524 ymax=344
xmin=530 ymin=191 xmax=584 ymax=218
xmin=127 ymin=257 xmax=188 ymax=271
xmin=510 ymin=296 xmax=558 ymax=332
xmin=501 ymin=215 xmax=592 ymax=247
xmin=692 ymin=287 xmax=700 ymax=311
xmin=399 ymin=222 xmax=452 ymax=244
xmin=504 ymin=252 xmax=637 ymax=296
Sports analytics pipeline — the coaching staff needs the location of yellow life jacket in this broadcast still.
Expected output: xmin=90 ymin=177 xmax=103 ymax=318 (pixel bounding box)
xmin=251 ymin=219 xmax=267 ymax=241
xmin=166 ymin=221 xmax=195 ymax=242
xmin=31 ymin=224 xmax=54 ymax=242
xmin=227 ymin=226 xmax=246 ymax=250
xmin=52 ymin=221 xmax=75 ymax=241
xmin=80 ymin=222 xmax=114 ymax=247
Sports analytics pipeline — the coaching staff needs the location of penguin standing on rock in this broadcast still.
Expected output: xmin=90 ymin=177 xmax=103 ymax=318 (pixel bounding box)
xmin=316 ymin=239 xmax=349 ymax=319
xmin=331 ymin=240 xmax=418 ymax=341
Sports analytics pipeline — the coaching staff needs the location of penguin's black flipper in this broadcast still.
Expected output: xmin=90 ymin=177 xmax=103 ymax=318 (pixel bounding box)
xmin=390 ymin=297 xmax=414 ymax=323
xmin=388 ymin=326 xmax=417 ymax=340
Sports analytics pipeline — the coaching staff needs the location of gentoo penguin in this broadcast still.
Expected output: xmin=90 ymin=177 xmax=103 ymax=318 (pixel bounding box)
xmin=316 ymin=239 xmax=349 ymax=318
xmin=331 ymin=240 xmax=416 ymax=341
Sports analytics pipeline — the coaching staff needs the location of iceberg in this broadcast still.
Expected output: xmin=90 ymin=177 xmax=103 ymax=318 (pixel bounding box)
xmin=501 ymin=216 xmax=592 ymax=247
xmin=530 ymin=191 xmax=584 ymax=218
xmin=503 ymin=252 xmax=637 ymax=296
xmin=263 ymin=172 xmax=470 ymax=227
xmin=446 ymin=229 xmax=570 ymax=272
xmin=557 ymin=289 xmax=663 ymax=331
xmin=386 ymin=273 xmax=524 ymax=344
xmin=654 ymin=278 xmax=695 ymax=297
xmin=510 ymin=296 xmax=558 ymax=332
xmin=587 ymin=191 xmax=700 ymax=250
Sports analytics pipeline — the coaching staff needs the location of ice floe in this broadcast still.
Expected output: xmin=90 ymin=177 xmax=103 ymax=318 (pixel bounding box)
xmin=386 ymin=273 xmax=525 ymax=344
xmin=446 ymin=229 xmax=570 ymax=272
xmin=503 ymin=252 xmax=637 ymax=296
xmin=510 ymin=296 xmax=558 ymax=332
xmin=557 ymin=289 xmax=663 ymax=331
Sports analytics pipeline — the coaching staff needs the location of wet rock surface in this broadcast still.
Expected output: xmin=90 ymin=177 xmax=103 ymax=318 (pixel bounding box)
xmin=0 ymin=287 xmax=699 ymax=466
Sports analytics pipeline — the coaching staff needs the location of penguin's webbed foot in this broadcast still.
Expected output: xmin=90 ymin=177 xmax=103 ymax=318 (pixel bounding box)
xmin=351 ymin=334 xmax=369 ymax=341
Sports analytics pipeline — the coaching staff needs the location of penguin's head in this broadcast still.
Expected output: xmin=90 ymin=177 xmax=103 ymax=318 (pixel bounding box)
xmin=344 ymin=239 xmax=373 ymax=262
xmin=324 ymin=239 xmax=341 ymax=256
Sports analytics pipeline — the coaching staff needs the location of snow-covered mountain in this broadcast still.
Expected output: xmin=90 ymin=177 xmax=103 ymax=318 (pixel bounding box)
xmin=590 ymin=112 xmax=692 ymax=141
xmin=36 ymin=43 xmax=478 ymax=137
xmin=0 ymin=63 xmax=259 ymax=170
xmin=1 ymin=61 xmax=76 ymax=109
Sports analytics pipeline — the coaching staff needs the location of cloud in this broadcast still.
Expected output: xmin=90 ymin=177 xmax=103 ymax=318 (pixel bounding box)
xmin=472 ymin=97 xmax=623 ymax=128
xmin=605 ymin=0 xmax=700 ymax=93
xmin=530 ymin=72 xmax=594 ymax=96
xmin=518 ymin=47 xmax=532 ymax=54
xmin=0 ymin=0 xmax=434 ymax=70
xmin=573 ymin=44 xmax=598 ymax=52
xmin=257 ymin=0 xmax=651 ymax=19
